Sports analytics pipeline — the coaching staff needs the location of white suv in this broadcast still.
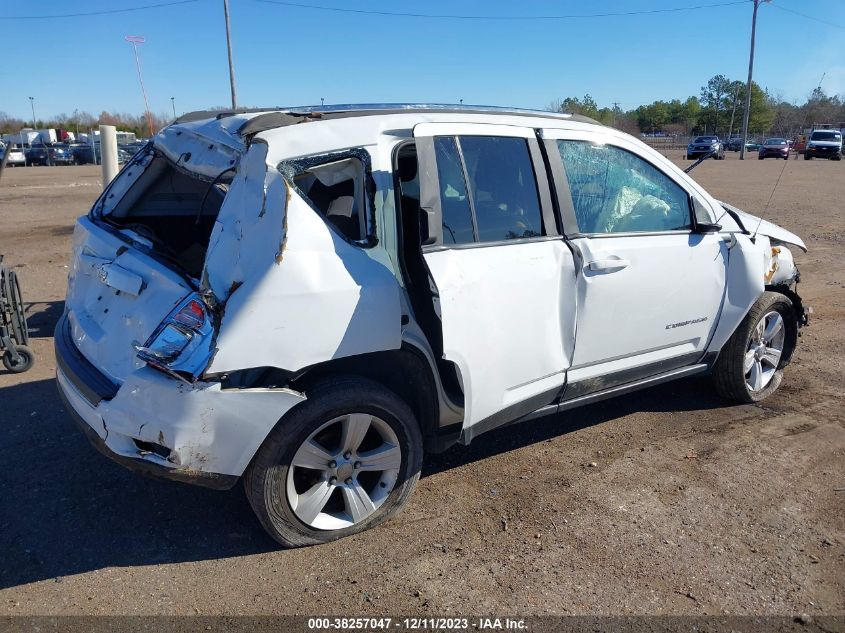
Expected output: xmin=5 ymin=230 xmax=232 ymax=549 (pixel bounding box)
xmin=56 ymin=105 xmax=809 ymax=547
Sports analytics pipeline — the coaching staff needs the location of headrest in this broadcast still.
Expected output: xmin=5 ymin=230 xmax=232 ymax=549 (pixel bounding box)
xmin=327 ymin=196 xmax=355 ymax=218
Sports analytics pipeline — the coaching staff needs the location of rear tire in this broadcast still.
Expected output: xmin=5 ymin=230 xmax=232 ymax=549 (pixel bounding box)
xmin=712 ymin=292 xmax=796 ymax=403
xmin=244 ymin=376 xmax=423 ymax=548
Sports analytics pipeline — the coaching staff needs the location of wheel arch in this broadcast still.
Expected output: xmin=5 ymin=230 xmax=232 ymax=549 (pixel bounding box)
xmin=222 ymin=344 xmax=463 ymax=453
xmin=291 ymin=347 xmax=438 ymax=440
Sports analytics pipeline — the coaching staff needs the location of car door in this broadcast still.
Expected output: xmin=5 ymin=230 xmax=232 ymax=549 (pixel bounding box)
xmin=541 ymin=127 xmax=728 ymax=398
xmin=413 ymin=122 xmax=577 ymax=440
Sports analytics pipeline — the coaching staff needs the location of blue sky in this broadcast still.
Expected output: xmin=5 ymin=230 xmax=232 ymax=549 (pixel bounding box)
xmin=1 ymin=0 xmax=843 ymax=121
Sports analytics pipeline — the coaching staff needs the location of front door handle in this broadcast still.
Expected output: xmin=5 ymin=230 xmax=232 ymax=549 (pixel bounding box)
xmin=588 ymin=258 xmax=630 ymax=272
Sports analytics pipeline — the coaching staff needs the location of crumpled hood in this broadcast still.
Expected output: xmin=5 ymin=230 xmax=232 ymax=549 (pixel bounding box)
xmin=719 ymin=201 xmax=807 ymax=252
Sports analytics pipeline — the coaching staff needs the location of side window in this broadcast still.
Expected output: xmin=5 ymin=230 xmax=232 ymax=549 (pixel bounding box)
xmin=458 ymin=136 xmax=543 ymax=242
xmin=557 ymin=140 xmax=691 ymax=234
xmin=434 ymin=137 xmax=475 ymax=245
xmin=293 ymin=157 xmax=366 ymax=241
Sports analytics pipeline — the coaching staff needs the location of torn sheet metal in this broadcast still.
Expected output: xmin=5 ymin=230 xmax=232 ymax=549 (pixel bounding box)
xmin=155 ymin=124 xmax=242 ymax=182
xmin=59 ymin=365 xmax=305 ymax=477
xmin=202 ymin=142 xmax=278 ymax=303
xmin=203 ymin=145 xmax=402 ymax=374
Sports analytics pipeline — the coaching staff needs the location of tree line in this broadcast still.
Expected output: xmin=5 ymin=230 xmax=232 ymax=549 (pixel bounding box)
xmin=551 ymin=74 xmax=845 ymax=139
xmin=0 ymin=109 xmax=172 ymax=139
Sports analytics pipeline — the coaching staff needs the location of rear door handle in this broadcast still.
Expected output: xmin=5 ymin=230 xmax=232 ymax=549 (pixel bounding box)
xmin=587 ymin=258 xmax=630 ymax=272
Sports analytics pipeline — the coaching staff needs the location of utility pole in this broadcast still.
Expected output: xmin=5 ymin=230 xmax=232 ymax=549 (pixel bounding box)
xmin=171 ymin=96 xmax=176 ymax=119
xmin=125 ymin=35 xmax=155 ymax=138
xmin=740 ymin=0 xmax=769 ymax=160
xmin=223 ymin=0 xmax=238 ymax=109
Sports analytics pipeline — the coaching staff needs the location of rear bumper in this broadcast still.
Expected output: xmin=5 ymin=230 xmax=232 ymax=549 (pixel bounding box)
xmin=54 ymin=312 xmax=305 ymax=487
xmin=56 ymin=375 xmax=239 ymax=490
xmin=54 ymin=312 xmax=119 ymax=405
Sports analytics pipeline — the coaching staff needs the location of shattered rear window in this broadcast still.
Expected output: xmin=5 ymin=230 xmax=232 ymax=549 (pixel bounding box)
xmin=285 ymin=150 xmax=376 ymax=245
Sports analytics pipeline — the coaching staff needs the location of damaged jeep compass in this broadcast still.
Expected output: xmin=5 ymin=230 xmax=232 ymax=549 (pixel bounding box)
xmin=56 ymin=104 xmax=809 ymax=547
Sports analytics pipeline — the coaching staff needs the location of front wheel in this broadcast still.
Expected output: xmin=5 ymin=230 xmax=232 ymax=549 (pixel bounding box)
xmin=244 ymin=377 xmax=423 ymax=548
xmin=712 ymin=292 xmax=797 ymax=403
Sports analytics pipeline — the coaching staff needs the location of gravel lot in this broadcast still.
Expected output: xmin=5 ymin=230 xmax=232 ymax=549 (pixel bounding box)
xmin=0 ymin=154 xmax=843 ymax=616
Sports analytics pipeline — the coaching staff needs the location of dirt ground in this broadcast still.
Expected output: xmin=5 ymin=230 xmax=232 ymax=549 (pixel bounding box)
xmin=0 ymin=153 xmax=843 ymax=617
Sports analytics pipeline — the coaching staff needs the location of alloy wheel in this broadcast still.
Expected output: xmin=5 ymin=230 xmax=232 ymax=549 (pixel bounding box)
xmin=744 ymin=310 xmax=785 ymax=393
xmin=286 ymin=413 xmax=401 ymax=530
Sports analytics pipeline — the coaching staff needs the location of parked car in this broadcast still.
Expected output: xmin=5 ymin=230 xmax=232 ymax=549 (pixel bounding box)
xmin=744 ymin=140 xmax=760 ymax=152
xmin=804 ymin=129 xmax=842 ymax=160
xmin=56 ymin=104 xmax=809 ymax=547
xmin=24 ymin=144 xmax=50 ymax=166
xmin=1 ymin=144 xmax=26 ymax=167
xmin=686 ymin=135 xmax=724 ymax=160
xmin=758 ymin=138 xmax=790 ymax=160
xmin=726 ymin=137 xmax=744 ymax=151
xmin=48 ymin=144 xmax=75 ymax=166
xmin=69 ymin=144 xmax=96 ymax=165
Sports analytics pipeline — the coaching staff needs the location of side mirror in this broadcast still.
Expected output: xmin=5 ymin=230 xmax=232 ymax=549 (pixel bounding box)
xmin=692 ymin=196 xmax=720 ymax=233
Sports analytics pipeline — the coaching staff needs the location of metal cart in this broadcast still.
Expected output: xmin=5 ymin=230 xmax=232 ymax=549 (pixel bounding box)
xmin=0 ymin=256 xmax=34 ymax=373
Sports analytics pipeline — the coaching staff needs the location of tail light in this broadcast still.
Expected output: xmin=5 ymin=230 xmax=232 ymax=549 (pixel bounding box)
xmin=136 ymin=294 xmax=215 ymax=382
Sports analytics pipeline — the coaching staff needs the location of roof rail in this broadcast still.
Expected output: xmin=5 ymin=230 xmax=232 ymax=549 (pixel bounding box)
xmin=174 ymin=103 xmax=603 ymax=134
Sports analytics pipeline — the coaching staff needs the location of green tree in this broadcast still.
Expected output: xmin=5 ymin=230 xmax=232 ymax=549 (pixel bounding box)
xmin=635 ymin=101 xmax=670 ymax=132
xmin=699 ymin=74 xmax=733 ymax=136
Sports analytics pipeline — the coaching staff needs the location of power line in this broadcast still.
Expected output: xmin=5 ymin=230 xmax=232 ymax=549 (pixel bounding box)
xmin=0 ymin=0 xmax=200 ymax=20
xmin=253 ymin=0 xmax=750 ymax=21
xmin=769 ymin=3 xmax=845 ymax=30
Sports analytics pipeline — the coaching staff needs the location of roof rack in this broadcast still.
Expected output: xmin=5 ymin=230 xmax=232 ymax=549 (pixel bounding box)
xmin=174 ymin=103 xmax=602 ymax=135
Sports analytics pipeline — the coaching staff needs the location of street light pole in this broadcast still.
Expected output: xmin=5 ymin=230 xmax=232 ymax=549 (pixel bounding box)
xmin=223 ymin=0 xmax=238 ymax=109
xmin=739 ymin=0 xmax=769 ymax=160
xmin=28 ymin=96 xmax=36 ymax=130
xmin=171 ymin=97 xmax=176 ymax=119
xmin=125 ymin=35 xmax=155 ymax=138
